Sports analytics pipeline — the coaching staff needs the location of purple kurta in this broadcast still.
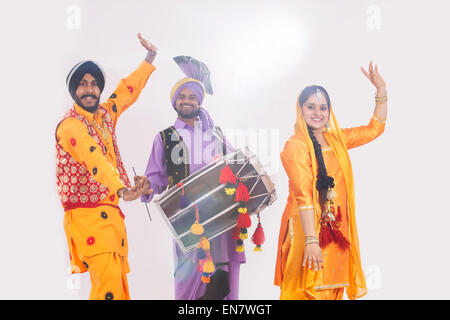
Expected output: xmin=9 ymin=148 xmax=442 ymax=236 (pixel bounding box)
xmin=142 ymin=107 xmax=246 ymax=300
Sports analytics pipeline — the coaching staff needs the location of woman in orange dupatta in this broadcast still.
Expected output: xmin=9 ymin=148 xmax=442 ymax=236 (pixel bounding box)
xmin=274 ymin=62 xmax=387 ymax=300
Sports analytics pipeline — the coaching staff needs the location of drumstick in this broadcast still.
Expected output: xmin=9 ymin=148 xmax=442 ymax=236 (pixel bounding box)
xmin=132 ymin=166 xmax=152 ymax=222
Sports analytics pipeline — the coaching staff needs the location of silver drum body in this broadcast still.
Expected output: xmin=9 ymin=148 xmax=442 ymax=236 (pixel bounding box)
xmin=153 ymin=147 xmax=277 ymax=253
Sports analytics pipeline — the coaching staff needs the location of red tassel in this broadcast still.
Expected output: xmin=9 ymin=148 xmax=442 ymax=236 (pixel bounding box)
xmin=232 ymin=227 xmax=241 ymax=240
xmin=219 ymin=164 xmax=236 ymax=185
xmin=179 ymin=194 xmax=190 ymax=209
xmin=319 ymin=225 xmax=334 ymax=248
xmin=336 ymin=205 xmax=342 ymax=222
xmin=237 ymin=212 xmax=251 ymax=228
xmin=332 ymin=229 xmax=350 ymax=250
xmin=235 ymin=180 xmax=250 ymax=202
xmin=177 ymin=182 xmax=190 ymax=209
xmin=251 ymin=222 xmax=265 ymax=246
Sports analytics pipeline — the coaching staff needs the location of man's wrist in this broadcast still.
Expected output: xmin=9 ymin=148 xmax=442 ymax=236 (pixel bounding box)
xmin=117 ymin=187 xmax=128 ymax=199
xmin=145 ymin=51 xmax=157 ymax=64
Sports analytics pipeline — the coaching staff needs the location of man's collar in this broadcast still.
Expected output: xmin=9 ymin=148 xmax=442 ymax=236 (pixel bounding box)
xmin=73 ymin=103 xmax=101 ymax=122
xmin=173 ymin=117 xmax=200 ymax=130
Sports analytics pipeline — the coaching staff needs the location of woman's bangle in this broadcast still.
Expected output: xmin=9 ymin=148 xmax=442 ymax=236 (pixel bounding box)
xmin=305 ymin=240 xmax=320 ymax=246
xmin=375 ymin=95 xmax=388 ymax=103
xmin=304 ymin=236 xmax=320 ymax=246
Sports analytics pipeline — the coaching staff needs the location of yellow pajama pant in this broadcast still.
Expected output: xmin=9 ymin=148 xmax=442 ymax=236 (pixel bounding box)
xmin=83 ymin=252 xmax=130 ymax=300
xmin=314 ymin=288 xmax=345 ymax=300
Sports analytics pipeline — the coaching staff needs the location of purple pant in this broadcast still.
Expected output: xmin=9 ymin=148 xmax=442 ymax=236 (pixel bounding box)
xmin=174 ymin=257 xmax=241 ymax=300
xmin=173 ymin=228 xmax=245 ymax=300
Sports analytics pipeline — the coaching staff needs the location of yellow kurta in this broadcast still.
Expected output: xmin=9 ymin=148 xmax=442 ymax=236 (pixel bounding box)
xmin=56 ymin=61 xmax=156 ymax=275
xmin=275 ymin=114 xmax=385 ymax=300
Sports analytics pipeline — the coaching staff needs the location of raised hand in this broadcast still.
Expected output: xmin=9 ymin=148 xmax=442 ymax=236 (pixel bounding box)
xmin=138 ymin=33 xmax=158 ymax=53
xmin=361 ymin=61 xmax=386 ymax=91
xmin=137 ymin=33 xmax=158 ymax=64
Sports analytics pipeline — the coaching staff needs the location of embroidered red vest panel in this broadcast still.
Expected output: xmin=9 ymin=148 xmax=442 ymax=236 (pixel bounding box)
xmin=55 ymin=106 xmax=131 ymax=208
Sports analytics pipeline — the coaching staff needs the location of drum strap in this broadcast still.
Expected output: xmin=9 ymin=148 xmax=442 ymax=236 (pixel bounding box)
xmin=160 ymin=126 xmax=190 ymax=188
xmin=214 ymin=125 xmax=227 ymax=156
xmin=160 ymin=125 xmax=227 ymax=188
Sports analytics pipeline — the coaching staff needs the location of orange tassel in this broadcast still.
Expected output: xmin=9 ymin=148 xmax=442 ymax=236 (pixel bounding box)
xmin=199 ymin=236 xmax=210 ymax=251
xmin=190 ymin=221 xmax=204 ymax=235
xmin=190 ymin=205 xmax=204 ymax=235
xmin=203 ymin=258 xmax=215 ymax=273
xmin=201 ymin=275 xmax=210 ymax=283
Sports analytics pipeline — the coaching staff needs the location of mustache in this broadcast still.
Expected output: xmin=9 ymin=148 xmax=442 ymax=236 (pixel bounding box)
xmin=80 ymin=94 xmax=99 ymax=100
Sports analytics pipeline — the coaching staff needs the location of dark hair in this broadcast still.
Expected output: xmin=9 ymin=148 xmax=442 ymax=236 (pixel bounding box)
xmin=298 ymin=85 xmax=335 ymax=194
xmin=298 ymin=85 xmax=331 ymax=107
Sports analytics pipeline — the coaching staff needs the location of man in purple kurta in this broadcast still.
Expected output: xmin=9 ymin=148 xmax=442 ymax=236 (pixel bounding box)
xmin=142 ymin=56 xmax=245 ymax=300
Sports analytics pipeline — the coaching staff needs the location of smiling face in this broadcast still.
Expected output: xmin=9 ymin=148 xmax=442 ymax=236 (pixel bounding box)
xmin=75 ymin=73 xmax=101 ymax=112
xmin=300 ymin=93 xmax=330 ymax=131
xmin=175 ymin=87 xmax=200 ymax=119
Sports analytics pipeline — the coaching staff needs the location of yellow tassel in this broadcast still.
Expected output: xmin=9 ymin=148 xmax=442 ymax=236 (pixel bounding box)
xmin=190 ymin=221 xmax=204 ymax=235
xmin=236 ymin=245 xmax=245 ymax=252
xmin=239 ymin=233 xmax=248 ymax=240
xmin=200 ymin=237 xmax=210 ymax=251
xmin=225 ymin=188 xmax=236 ymax=196
xmin=203 ymin=259 xmax=215 ymax=273
xmin=254 ymin=245 xmax=262 ymax=252
xmin=238 ymin=207 xmax=248 ymax=214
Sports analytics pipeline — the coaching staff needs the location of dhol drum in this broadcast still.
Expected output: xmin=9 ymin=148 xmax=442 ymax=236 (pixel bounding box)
xmin=153 ymin=147 xmax=277 ymax=253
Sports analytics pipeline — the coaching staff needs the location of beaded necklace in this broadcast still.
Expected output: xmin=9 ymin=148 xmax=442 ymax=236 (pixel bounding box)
xmin=92 ymin=117 xmax=110 ymax=141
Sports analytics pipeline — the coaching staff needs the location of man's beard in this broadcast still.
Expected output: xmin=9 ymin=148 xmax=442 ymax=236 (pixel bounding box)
xmin=175 ymin=104 xmax=200 ymax=119
xmin=76 ymin=94 xmax=100 ymax=113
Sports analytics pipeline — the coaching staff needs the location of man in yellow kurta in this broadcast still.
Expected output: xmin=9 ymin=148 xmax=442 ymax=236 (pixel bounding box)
xmin=56 ymin=34 xmax=157 ymax=300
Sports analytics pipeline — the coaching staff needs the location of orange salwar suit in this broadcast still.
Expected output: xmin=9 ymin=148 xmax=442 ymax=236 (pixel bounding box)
xmin=274 ymin=99 xmax=385 ymax=300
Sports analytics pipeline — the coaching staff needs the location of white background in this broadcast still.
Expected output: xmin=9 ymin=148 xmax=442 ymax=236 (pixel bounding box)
xmin=1 ymin=0 xmax=449 ymax=299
